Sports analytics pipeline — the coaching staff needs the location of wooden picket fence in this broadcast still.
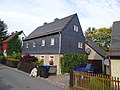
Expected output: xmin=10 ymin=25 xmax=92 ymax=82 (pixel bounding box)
xmin=70 ymin=70 xmax=120 ymax=90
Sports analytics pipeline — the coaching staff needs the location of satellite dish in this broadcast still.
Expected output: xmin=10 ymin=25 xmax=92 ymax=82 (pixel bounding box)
xmin=104 ymin=59 xmax=109 ymax=66
xmin=86 ymin=48 xmax=91 ymax=55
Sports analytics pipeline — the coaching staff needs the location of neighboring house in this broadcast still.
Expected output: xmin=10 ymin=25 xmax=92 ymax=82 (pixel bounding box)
xmin=22 ymin=14 xmax=85 ymax=74
xmin=109 ymin=21 xmax=120 ymax=78
xmin=85 ymin=38 xmax=107 ymax=74
xmin=2 ymin=31 xmax=26 ymax=56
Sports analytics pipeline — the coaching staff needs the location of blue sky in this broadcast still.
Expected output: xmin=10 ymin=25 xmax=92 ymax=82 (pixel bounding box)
xmin=0 ymin=0 xmax=120 ymax=35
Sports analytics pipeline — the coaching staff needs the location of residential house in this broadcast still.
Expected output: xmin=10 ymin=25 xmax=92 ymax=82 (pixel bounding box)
xmin=109 ymin=21 xmax=120 ymax=78
xmin=85 ymin=38 xmax=107 ymax=73
xmin=22 ymin=14 xmax=85 ymax=74
xmin=2 ymin=31 xmax=26 ymax=56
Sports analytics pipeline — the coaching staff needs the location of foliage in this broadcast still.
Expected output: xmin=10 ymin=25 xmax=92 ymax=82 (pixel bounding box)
xmin=32 ymin=60 xmax=44 ymax=66
xmin=7 ymin=31 xmax=22 ymax=55
xmin=20 ymin=54 xmax=38 ymax=63
xmin=61 ymin=54 xmax=87 ymax=73
xmin=0 ymin=49 xmax=3 ymax=56
xmin=7 ymin=53 xmax=21 ymax=60
xmin=89 ymin=78 xmax=110 ymax=90
xmin=0 ymin=19 xmax=8 ymax=48
xmin=6 ymin=59 xmax=19 ymax=68
xmin=85 ymin=27 xmax=112 ymax=52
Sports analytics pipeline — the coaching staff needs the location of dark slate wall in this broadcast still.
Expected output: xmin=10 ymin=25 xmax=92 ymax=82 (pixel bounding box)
xmin=22 ymin=34 xmax=59 ymax=54
xmin=61 ymin=15 xmax=85 ymax=54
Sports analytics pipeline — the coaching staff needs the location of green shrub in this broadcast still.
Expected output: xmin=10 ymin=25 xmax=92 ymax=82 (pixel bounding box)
xmin=32 ymin=60 xmax=44 ymax=66
xmin=61 ymin=54 xmax=87 ymax=73
xmin=7 ymin=53 xmax=21 ymax=60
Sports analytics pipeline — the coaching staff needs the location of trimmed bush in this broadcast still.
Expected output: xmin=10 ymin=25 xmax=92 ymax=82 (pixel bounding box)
xmin=17 ymin=62 xmax=37 ymax=73
xmin=20 ymin=54 xmax=38 ymax=63
xmin=61 ymin=54 xmax=87 ymax=73
xmin=32 ymin=60 xmax=44 ymax=66
xmin=6 ymin=59 xmax=19 ymax=68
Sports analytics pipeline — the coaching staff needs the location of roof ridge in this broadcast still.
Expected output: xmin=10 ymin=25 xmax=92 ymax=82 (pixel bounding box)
xmin=25 ymin=13 xmax=77 ymax=40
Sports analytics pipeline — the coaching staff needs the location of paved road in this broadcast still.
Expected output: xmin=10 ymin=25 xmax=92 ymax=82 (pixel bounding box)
xmin=0 ymin=64 xmax=64 ymax=90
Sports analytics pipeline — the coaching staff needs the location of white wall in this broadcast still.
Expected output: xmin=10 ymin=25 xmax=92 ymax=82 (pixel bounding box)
xmin=111 ymin=59 xmax=120 ymax=78
xmin=30 ymin=54 xmax=63 ymax=75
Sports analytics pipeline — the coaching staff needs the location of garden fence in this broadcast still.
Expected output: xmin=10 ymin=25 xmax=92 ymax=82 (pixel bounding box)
xmin=70 ymin=70 xmax=120 ymax=90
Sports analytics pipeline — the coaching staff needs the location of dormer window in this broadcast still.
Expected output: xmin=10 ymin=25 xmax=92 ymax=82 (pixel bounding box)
xmin=51 ymin=38 xmax=55 ymax=45
xmin=74 ymin=25 xmax=78 ymax=32
xmin=26 ymin=42 xmax=29 ymax=48
xmin=78 ymin=42 xmax=83 ymax=48
xmin=33 ymin=41 xmax=36 ymax=47
xmin=42 ymin=39 xmax=45 ymax=46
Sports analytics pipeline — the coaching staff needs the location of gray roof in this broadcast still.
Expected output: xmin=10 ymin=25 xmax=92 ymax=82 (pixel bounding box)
xmin=109 ymin=21 xmax=120 ymax=56
xmin=86 ymin=38 xmax=107 ymax=58
xmin=25 ymin=14 xmax=77 ymax=40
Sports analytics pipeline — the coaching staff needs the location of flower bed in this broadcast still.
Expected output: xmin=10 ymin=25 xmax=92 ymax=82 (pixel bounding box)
xmin=6 ymin=59 xmax=19 ymax=68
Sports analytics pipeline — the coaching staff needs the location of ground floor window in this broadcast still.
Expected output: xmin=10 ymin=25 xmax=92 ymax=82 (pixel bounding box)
xmin=49 ymin=55 xmax=55 ymax=65
xmin=40 ymin=55 xmax=45 ymax=61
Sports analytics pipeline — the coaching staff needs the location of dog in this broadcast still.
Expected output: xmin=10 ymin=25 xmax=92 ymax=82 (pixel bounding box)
xmin=29 ymin=68 xmax=37 ymax=77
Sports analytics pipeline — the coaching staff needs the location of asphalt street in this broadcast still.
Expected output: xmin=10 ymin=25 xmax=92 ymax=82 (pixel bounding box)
xmin=0 ymin=64 xmax=64 ymax=90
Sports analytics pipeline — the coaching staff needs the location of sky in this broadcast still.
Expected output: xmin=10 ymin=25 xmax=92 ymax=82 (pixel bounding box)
xmin=0 ymin=0 xmax=120 ymax=36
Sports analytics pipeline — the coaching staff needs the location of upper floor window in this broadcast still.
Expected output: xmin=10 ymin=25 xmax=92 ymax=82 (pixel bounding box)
xmin=51 ymin=38 xmax=55 ymax=45
xmin=26 ymin=42 xmax=29 ymax=48
xmin=33 ymin=41 xmax=36 ymax=47
xmin=74 ymin=25 xmax=78 ymax=32
xmin=78 ymin=42 xmax=83 ymax=48
xmin=42 ymin=39 xmax=45 ymax=46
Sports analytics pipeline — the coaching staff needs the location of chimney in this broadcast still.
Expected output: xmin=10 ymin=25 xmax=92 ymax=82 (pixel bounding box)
xmin=43 ymin=22 xmax=47 ymax=25
xmin=54 ymin=18 xmax=59 ymax=21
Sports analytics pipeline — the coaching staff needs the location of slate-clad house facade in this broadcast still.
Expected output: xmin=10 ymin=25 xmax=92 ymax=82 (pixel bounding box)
xmin=22 ymin=14 xmax=85 ymax=74
xmin=109 ymin=21 xmax=120 ymax=78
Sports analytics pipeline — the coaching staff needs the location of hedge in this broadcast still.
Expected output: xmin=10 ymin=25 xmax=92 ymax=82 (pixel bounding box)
xmin=61 ymin=54 xmax=87 ymax=73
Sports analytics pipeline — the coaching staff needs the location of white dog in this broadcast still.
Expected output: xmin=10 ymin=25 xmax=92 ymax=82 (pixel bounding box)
xmin=29 ymin=68 xmax=37 ymax=77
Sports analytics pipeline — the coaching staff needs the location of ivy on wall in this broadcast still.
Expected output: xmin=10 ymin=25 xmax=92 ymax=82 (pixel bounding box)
xmin=61 ymin=54 xmax=88 ymax=73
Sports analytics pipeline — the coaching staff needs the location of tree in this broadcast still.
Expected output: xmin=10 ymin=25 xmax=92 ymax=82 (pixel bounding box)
xmin=7 ymin=31 xmax=22 ymax=55
xmin=0 ymin=19 xmax=8 ymax=55
xmin=85 ymin=27 xmax=112 ymax=52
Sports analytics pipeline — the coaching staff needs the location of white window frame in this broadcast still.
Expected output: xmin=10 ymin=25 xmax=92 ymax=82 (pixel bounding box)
xmin=51 ymin=38 xmax=55 ymax=45
xmin=26 ymin=42 xmax=29 ymax=48
xmin=78 ymin=42 xmax=83 ymax=48
xmin=40 ymin=55 xmax=45 ymax=61
xmin=33 ymin=41 xmax=36 ymax=47
xmin=42 ymin=39 xmax=45 ymax=46
xmin=74 ymin=25 xmax=78 ymax=32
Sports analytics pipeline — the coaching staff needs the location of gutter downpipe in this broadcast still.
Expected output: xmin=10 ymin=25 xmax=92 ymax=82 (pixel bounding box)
xmin=57 ymin=32 xmax=61 ymax=75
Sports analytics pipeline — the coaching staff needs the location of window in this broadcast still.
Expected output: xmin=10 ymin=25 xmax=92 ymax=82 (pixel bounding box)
xmin=78 ymin=42 xmax=83 ymax=48
xmin=33 ymin=41 xmax=36 ymax=47
xmin=49 ymin=55 xmax=55 ymax=65
xmin=40 ymin=55 xmax=45 ymax=61
xmin=22 ymin=37 xmax=24 ymax=40
xmin=74 ymin=25 xmax=78 ymax=32
xmin=42 ymin=39 xmax=45 ymax=46
xmin=26 ymin=42 xmax=29 ymax=48
xmin=51 ymin=38 xmax=55 ymax=45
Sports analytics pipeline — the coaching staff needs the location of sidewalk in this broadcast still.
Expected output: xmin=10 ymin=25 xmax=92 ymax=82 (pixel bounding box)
xmin=39 ymin=74 xmax=70 ymax=89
